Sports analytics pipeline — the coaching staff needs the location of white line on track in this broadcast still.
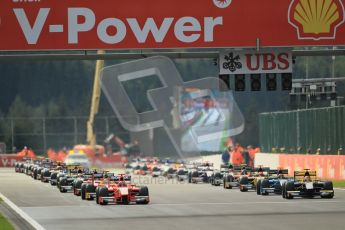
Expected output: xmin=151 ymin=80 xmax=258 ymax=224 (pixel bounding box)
xmin=16 ymin=200 xmax=344 ymax=210
xmin=150 ymin=200 xmax=344 ymax=206
xmin=335 ymin=188 xmax=345 ymax=191
xmin=0 ymin=192 xmax=45 ymax=230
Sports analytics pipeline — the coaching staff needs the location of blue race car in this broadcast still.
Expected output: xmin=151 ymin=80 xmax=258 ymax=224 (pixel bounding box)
xmin=257 ymin=169 xmax=291 ymax=195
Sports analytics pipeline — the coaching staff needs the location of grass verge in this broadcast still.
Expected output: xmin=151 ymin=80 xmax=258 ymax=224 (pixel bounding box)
xmin=333 ymin=180 xmax=345 ymax=188
xmin=0 ymin=213 xmax=15 ymax=230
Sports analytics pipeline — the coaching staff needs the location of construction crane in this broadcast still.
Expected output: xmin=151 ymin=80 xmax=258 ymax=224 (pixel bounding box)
xmin=87 ymin=50 xmax=105 ymax=148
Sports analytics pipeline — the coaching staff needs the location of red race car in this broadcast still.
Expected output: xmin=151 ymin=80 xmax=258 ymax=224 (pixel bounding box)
xmin=96 ymin=174 xmax=149 ymax=205
xmin=80 ymin=172 xmax=108 ymax=200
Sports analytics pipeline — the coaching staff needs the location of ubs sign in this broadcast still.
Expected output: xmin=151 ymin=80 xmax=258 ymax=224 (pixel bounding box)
xmin=219 ymin=50 xmax=292 ymax=75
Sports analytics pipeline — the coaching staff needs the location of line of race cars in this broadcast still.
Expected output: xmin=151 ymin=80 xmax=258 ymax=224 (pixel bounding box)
xmin=14 ymin=159 xmax=150 ymax=205
xmin=14 ymin=157 xmax=335 ymax=202
xmin=125 ymin=158 xmax=335 ymax=199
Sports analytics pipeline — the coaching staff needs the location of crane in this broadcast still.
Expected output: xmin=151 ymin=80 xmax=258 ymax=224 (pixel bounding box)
xmin=87 ymin=50 xmax=105 ymax=148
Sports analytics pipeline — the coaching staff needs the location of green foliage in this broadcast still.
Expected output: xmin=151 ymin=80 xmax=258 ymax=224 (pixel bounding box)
xmin=0 ymin=55 xmax=344 ymax=153
xmin=0 ymin=60 xmax=95 ymax=114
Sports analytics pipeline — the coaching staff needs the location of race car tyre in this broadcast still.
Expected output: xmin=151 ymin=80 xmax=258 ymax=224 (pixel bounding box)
xmin=274 ymin=182 xmax=282 ymax=194
xmin=37 ymin=168 xmax=42 ymax=178
xmin=224 ymin=175 xmax=233 ymax=189
xmin=240 ymin=176 xmax=249 ymax=185
xmin=239 ymin=176 xmax=249 ymax=192
xmin=323 ymin=181 xmax=333 ymax=190
xmin=86 ymin=184 xmax=96 ymax=192
xmin=96 ymin=188 xmax=99 ymax=204
xmin=59 ymin=178 xmax=67 ymax=185
xmin=74 ymin=180 xmax=83 ymax=188
xmin=321 ymin=193 xmax=334 ymax=199
xmin=260 ymin=179 xmax=269 ymax=195
xmin=191 ymin=171 xmax=199 ymax=178
xmin=240 ymin=185 xmax=248 ymax=192
xmin=99 ymin=187 xmax=109 ymax=205
xmin=191 ymin=171 xmax=199 ymax=183
xmin=50 ymin=173 xmax=57 ymax=185
xmin=256 ymin=180 xmax=261 ymax=195
xmin=138 ymin=186 xmax=149 ymax=196
xmin=59 ymin=178 xmax=67 ymax=193
xmin=74 ymin=180 xmax=83 ymax=196
xmin=33 ymin=169 xmax=38 ymax=180
xmin=40 ymin=170 xmax=45 ymax=182
xmin=86 ymin=184 xmax=96 ymax=200
xmin=239 ymin=176 xmax=248 ymax=185
xmin=57 ymin=177 xmax=62 ymax=188
xmin=214 ymin=172 xmax=221 ymax=178
xmin=212 ymin=173 xmax=221 ymax=186
xmin=285 ymin=181 xmax=294 ymax=199
xmin=41 ymin=170 xmax=50 ymax=182
xmin=209 ymin=176 xmax=214 ymax=185
xmin=321 ymin=181 xmax=334 ymax=199
xmin=282 ymin=182 xmax=286 ymax=198
xmin=136 ymin=186 xmax=149 ymax=204
xmin=122 ymin=196 xmax=130 ymax=205
xmin=81 ymin=184 xmax=86 ymax=200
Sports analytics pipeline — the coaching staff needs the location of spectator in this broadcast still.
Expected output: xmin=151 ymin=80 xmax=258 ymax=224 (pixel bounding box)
xmin=17 ymin=146 xmax=36 ymax=159
xmin=247 ymin=145 xmax=256 ymax=167
xmin=221 ymin=146 xmax=231 ymax=165
xmin=231 ymin=144 xmax=244 ymax=166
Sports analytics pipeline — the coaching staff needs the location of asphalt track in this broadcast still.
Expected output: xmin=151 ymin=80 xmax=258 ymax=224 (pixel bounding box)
xmin=1 ymin=168 xmax=345 ymax=230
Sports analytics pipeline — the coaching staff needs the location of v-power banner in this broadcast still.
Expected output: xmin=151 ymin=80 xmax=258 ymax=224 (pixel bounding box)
xmin=0 ymin=0 xmax=345 ymax=50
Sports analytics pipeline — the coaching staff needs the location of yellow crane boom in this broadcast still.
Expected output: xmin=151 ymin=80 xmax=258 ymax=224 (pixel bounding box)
xmin=87 ymin=50 xmax=105 ymax=148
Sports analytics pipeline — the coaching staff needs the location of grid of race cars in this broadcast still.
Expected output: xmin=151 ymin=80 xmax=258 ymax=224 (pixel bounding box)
xmin=14 ymin=157 xmax=334 ymax=205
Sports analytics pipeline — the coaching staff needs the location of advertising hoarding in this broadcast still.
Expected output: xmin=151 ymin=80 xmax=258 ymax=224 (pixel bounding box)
xmin=0 ymin=0 xmax=344 ymax=50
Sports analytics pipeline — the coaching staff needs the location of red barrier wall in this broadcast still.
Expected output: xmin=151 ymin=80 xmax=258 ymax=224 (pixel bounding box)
xmin=0 ymin=154 xmax=23 ymax=167
xmin=279 ymin=154 xmax=345 ymax=180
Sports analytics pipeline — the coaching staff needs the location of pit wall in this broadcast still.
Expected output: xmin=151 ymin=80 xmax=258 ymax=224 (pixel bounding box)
xmin=188 ymin=154 xmax=222 ymax=169
xmin=2 ymin=153 xmax=345 ymax=181
xmin=0 ymin=154 xmax=127 ymax=168
xmin=255 ymin=153 xmax=345 ymax=180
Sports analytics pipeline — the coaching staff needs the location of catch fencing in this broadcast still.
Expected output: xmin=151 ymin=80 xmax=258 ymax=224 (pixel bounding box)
xmin=259 ymin=106 xmax=345 ymax=154
xmin=0 ymin=116 xmax=129 ymax=154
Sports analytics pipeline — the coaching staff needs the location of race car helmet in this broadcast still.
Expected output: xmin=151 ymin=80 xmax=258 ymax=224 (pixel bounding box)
xmin=258 ymin=167 xmax=264 ymax=176
xmin=118 ymin=176 xmax=127 ymax=186
xmin=304 ymin=171 xmax=311 ymax=181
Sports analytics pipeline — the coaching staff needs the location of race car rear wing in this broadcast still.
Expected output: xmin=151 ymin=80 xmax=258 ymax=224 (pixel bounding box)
xmin=294 ymin=170 xmax=317 ymax=181
xmin=232 ymin=166 xmax=252 ymax=172
xmin=92 ymin=173 xmax=104 ymax=179
xmin=269 ymin=169 xmax=288 ymax=175
xmin=220 ymin=164 xmax=230 ymax=169
xmin=110 ymin=175 xmax=131 ymax=182
xmin=200 ymin=162 xmax=214 ymax=167
xmin=253 ymin=167 xmax=270 ymax=172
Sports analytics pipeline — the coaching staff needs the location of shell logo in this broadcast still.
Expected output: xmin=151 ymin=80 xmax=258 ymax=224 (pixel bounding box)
xmin=213 ymin=0 xmax=232 ymax=9
xmin=288 ymin=0 xmax=345 ymax=40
